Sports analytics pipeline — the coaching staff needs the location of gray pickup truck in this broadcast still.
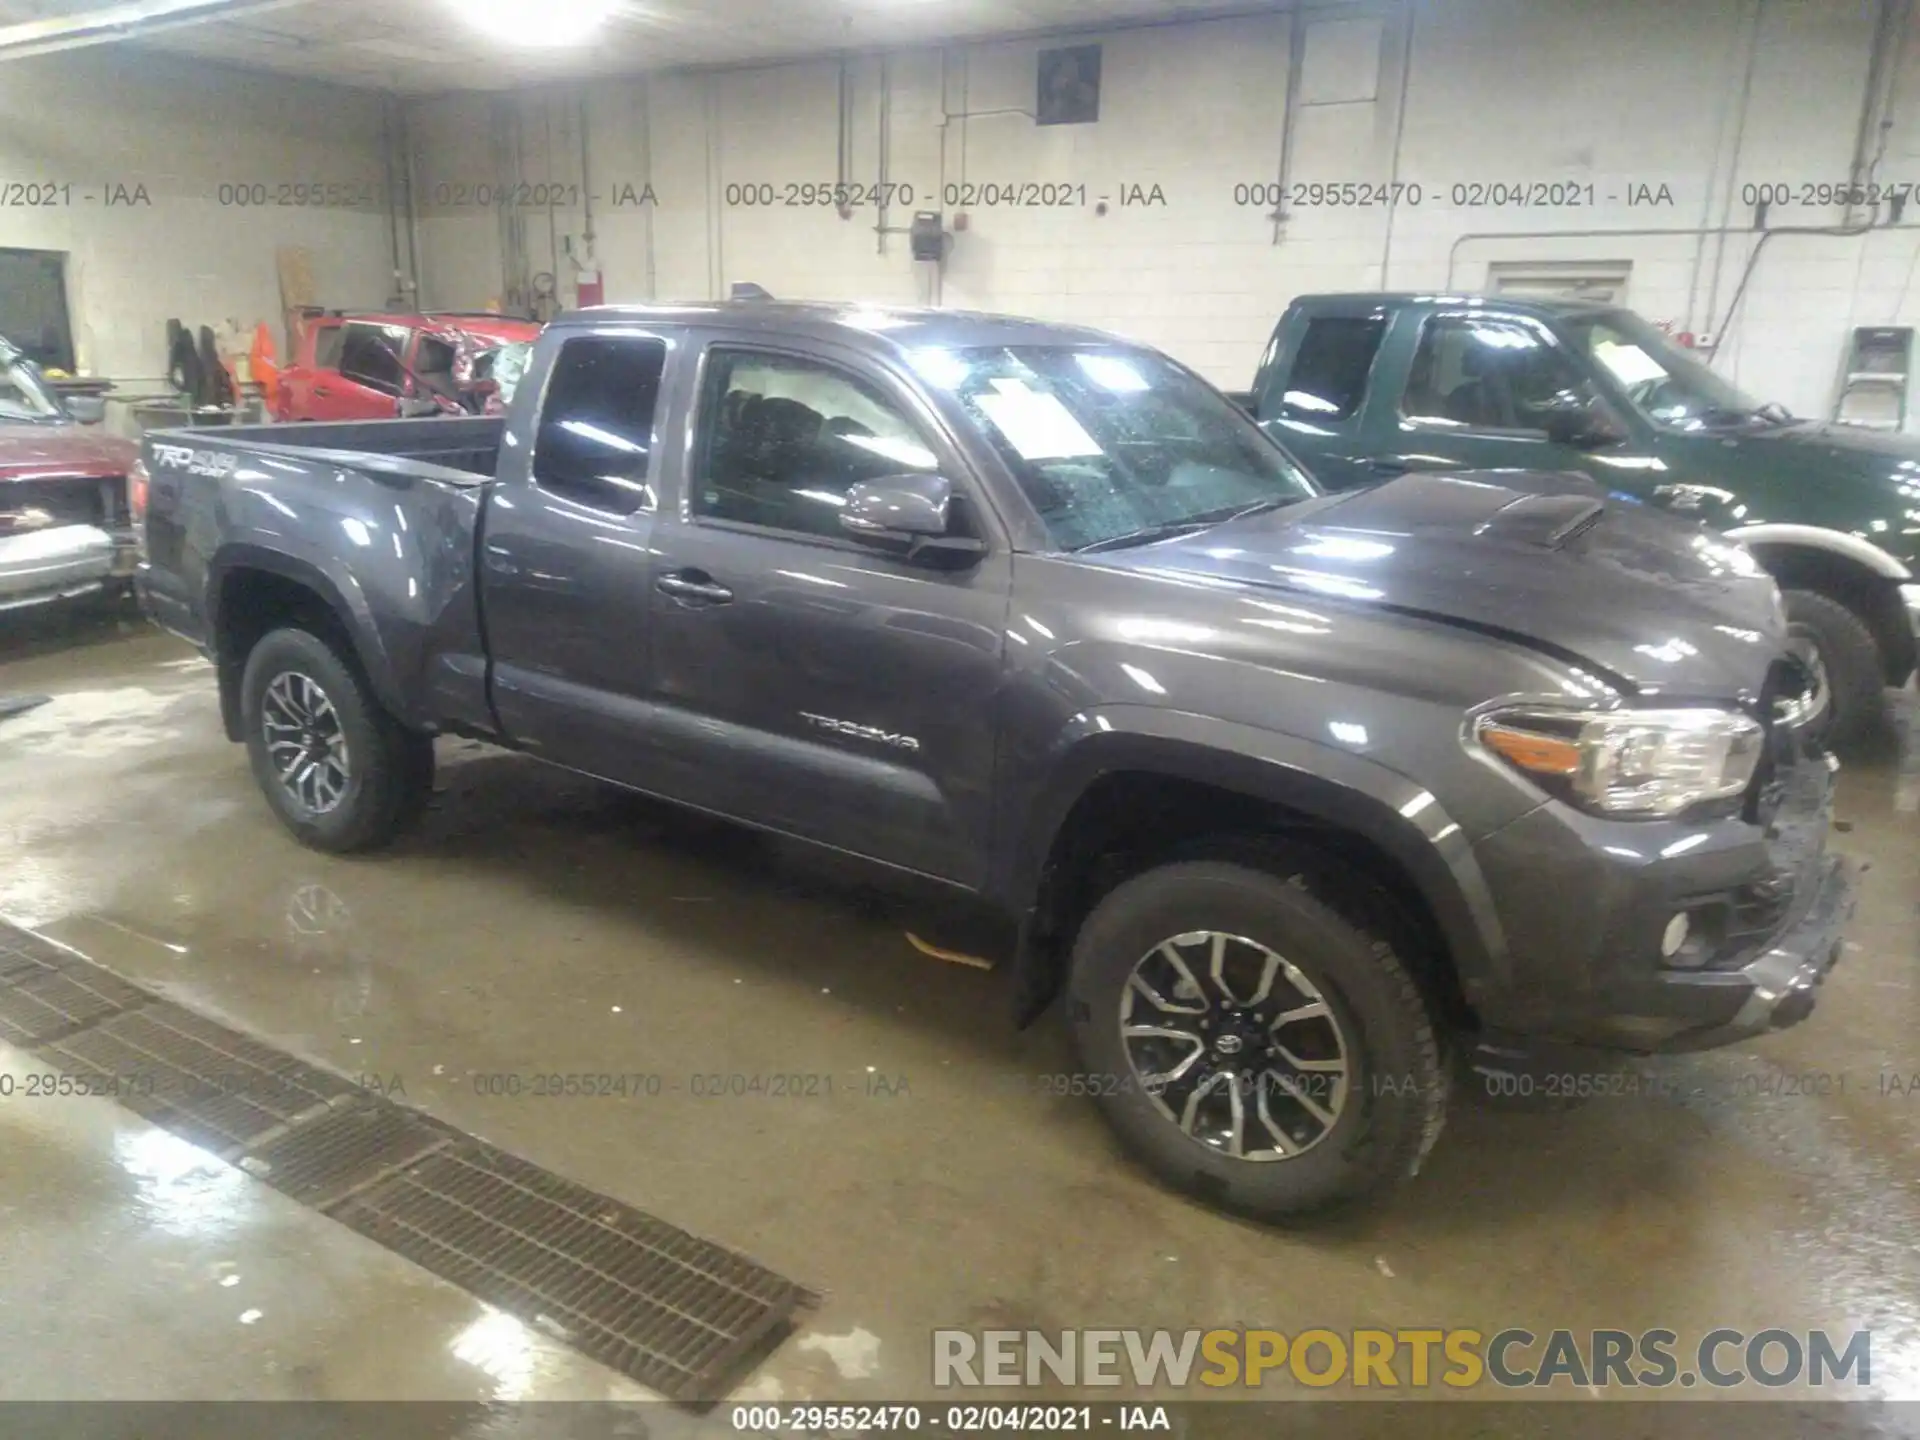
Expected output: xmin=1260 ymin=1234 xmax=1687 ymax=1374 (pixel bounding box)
xmin=135 ymin=300 xmax=1854 ymax=1217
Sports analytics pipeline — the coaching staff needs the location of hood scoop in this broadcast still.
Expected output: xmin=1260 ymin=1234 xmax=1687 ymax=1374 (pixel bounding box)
xmin=1475 ymin=491 xmax=1606 ymax=549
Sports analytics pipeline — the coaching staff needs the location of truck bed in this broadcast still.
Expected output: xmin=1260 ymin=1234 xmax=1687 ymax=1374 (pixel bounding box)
xmin=153 ymin=416 xmax=504 ymax=483
xmin=137 ymin=415 xmax=500 ymax=739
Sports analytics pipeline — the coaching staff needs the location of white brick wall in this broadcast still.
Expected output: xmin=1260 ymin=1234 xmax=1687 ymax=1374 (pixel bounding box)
xmin=408 ymin=0 xmax=1920 ymax=419
xmin=0 ymin=48 xmax=397 ymax=382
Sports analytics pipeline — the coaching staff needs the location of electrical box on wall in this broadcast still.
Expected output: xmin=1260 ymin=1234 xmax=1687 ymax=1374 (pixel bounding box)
xmin=910 ymin=213 xmax=950 ymax=263
xmin=1833 ymin=326 xmax=1913 ymax=431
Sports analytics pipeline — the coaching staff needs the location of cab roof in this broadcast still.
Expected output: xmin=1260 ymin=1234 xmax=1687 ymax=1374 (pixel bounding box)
xmin=551 ymin=299 xmax=1130 ymax=356
xmin=1287 ymin=291 xmax=1623 ymax=319
xmin=319 ymin=311 xmax=543 ymax=344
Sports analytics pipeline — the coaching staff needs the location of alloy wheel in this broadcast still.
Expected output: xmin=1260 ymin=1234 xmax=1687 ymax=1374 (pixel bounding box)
xmin=1119 ymin=930 xmax=1351 ymax=1161
xmin=262 ymin=671 xmax=351 ymax=815
xmin=1781 ymin=627 xmax=1833 ymax=734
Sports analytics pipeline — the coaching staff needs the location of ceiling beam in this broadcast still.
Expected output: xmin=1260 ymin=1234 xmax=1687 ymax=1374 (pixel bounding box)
xmin=0 ymin=0 xmax=309 ymax=61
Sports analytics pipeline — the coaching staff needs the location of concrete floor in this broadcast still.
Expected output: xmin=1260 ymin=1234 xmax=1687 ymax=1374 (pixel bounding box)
xmin=2 ymin=609 xmax=1918 ymax=1427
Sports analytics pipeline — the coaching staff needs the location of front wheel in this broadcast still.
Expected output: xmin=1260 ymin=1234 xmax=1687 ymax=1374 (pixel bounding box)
xmin=1782 ymin=589 xmax=1885 ymax=750
xmin=241 ymin=627 xmax=433 ymax=853
xmin=1066 ymin=860 xmax=1447 ymax=1220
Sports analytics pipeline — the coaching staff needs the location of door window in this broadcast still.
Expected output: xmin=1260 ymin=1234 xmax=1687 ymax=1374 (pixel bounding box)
xmin=414 ymin=334 xmax=458 ymax=399
xmin=693 ymin=349 xmax=941 ymax=539
xmin=1561 ymin=311 xmax=1764 ymax=429
xmin=1401 ymin=316 xmax=1597 ymax=431
xmin=338 ymin=323 xmax=405 ymax=393
xmin=312 ymin=323 xmax=345 ymax=371
xmin=531 ymin=335 xmax=668 ymax=514
xmin=1265 ymin=316 xmax=1385 ymax=422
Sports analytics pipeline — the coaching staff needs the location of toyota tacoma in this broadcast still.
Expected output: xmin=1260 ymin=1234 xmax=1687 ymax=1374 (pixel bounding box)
xmin=134 ymin=301 xmax=1855 ymax=1217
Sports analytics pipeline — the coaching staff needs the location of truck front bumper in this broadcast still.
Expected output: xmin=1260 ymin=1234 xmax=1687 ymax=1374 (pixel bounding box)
xmin=1470 ymin=745 xmax=1856 ymax=1054
xmin=0 ymin=524 xmax=136 ymax=613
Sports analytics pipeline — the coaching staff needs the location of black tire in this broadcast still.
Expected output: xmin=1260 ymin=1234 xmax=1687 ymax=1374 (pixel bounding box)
xmin=1783 ymin=588 xmax=1885 ymax=750
xmin=1066 ymin=859 xmax=1447 ymax=1220
xmin=240 ymin=626 xmax=433 ymax=853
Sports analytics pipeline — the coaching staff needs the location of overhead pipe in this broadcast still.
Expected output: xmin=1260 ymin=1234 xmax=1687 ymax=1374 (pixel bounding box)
xmin=1270 ymin=1 xmax=1307 ymax=244
xmin=0 ymin=0 xmax=305 ymax=60
xmin=1845 ymin=0 xmax=1913 ymax=227
xmin=1699 ymin=0 xmax=1765 ymax=341
xmin=638 ymin=78 xmax=657 ymax=299
xmin=875 ymin=53 xmax=893 ymax=255
xmin=837 ymin=52 xmax=855 ymax=221
xmin=1376 ymin=0 xmax=1416 ymax=284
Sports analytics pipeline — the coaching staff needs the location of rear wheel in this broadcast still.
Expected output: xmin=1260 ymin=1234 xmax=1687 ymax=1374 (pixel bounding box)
xmin=1782 ymin=589 xmax=1884 ymax=750
xmin=1066 ymin=859 xmax=1447 ymax=1219
xmin=241 ymin=627 xmax=433 ymax=853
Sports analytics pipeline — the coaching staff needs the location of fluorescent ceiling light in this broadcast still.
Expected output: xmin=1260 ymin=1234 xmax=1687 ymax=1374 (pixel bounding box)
xmin=455 ymin=0 xmax=621 ymax=46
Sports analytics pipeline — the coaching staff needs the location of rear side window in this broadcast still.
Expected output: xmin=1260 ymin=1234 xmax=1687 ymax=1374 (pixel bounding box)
xmin=339 ymin=323 xmax=405 ymax=393
xmin=532 ymin=336 xmax=668 ymax=514
xmin=1266 ymin=316 xmax=1385 ymax=422
xmin=312 ymin=324 xmax=345 ymax=371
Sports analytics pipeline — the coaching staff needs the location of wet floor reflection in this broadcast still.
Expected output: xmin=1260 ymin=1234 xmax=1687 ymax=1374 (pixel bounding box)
xmin=1 ymin=628 xmax=1916 ymax=1407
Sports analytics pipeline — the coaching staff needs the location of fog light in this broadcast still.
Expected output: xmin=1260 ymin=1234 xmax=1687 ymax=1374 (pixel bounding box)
xmin=1661 ymin=912 xmax=1690 ymax=958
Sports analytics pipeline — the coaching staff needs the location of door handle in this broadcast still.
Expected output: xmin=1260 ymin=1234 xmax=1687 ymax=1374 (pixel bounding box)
xmin=1369 ymin=456 xmax=1410 ymax=477
xmin=656 ymin=572 xmax=734 ymax=605
xmin=313 ymin=384 xmax=332 ymax=397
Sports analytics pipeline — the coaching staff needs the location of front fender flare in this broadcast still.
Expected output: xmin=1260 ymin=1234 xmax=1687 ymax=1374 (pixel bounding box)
xmin=1725 ymin=523 xmax=1911 ymax=580
xmin=997 ymin=706 xmax=1509 ymax=1020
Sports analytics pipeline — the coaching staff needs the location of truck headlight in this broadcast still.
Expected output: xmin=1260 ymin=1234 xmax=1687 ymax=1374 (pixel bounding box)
xmin=1475 ymin=707 xmax=1765 ymax=818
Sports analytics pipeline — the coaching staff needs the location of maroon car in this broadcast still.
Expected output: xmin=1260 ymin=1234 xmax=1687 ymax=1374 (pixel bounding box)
xmin=0 ymin=337 xmax=139 ymax=613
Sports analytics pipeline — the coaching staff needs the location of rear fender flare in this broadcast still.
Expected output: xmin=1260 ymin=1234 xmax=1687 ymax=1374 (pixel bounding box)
xmin=206 ymin=543 xmax=403 ymax=738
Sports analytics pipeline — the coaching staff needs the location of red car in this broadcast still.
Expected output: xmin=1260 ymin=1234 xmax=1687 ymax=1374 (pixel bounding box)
xmin=0 ymin=336 xmax=140 ymax=613
xmin=275 ymin=311 xmax=542 ymax=423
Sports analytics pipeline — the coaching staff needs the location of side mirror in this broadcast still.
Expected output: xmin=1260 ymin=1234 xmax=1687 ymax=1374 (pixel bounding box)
xmin=842 ymin=473 xmax=954 ymax=538
xmin=840 ymin=474 xmax=986 ymax=565
xmin=1537 ymin=392 xmax=1624 ymax=449
xmin=65 ymin=395 xmax=106 ymax=425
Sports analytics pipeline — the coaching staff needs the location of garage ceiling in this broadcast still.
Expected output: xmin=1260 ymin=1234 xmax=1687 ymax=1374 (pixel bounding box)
xmin=0 ymin=0 xmax=1281 ymax=91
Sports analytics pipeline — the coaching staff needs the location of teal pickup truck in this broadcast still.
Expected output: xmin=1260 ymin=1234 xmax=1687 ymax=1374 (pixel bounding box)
xmin=1243 ymin=294 xmax=1920 ymax=745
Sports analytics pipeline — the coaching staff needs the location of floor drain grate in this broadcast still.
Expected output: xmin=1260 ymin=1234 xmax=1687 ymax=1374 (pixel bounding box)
xmin=0 ymin=918 xmax=814 ymax=1402
xmin=0 ymin=963 xmax=148 ymax=1045
xmin=0 ymin=932 xmax=63 ymax=984
xmin=240 ymin=1101 xmax=452 ymax=1211
xmin=42 ymin=1007 xmax=358 ymax=1159
xmin=336 ymin=1144 xmax=815 ymax=1402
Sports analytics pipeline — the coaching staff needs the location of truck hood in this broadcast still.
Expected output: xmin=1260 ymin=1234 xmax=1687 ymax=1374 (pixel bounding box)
xmin=1088 ymin=469 xmax=1786 ymax=699
xmin=0 ymin=420 xmax=138 ymax=481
